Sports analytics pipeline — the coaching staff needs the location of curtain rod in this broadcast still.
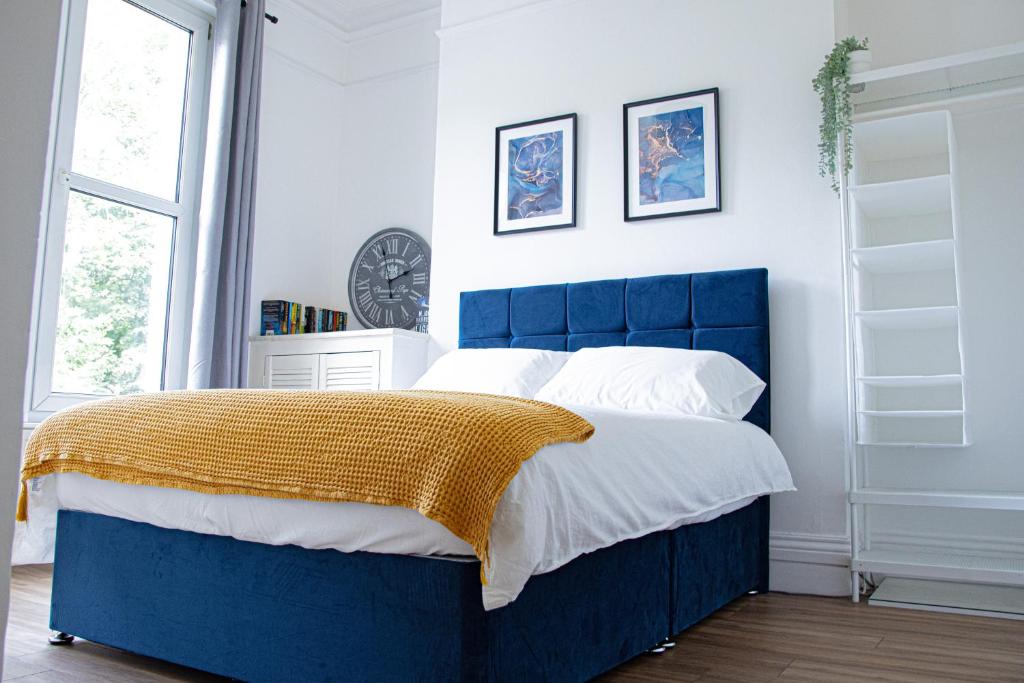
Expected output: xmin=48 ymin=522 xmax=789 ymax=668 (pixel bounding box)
xmin=240 ymin=0 xmax=279 ymax=23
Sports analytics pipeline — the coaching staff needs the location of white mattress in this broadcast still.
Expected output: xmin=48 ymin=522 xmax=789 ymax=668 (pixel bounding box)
xmin=35 ymin=405 xmax=795 ymax=610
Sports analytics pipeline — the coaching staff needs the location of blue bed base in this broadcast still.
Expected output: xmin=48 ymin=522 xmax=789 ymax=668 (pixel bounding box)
xmin=49 ymin=268 xmax=772 ymax=682
xmin=52 ymin=499 xmax=768 ymax=682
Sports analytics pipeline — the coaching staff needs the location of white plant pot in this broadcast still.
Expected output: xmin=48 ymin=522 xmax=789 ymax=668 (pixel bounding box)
xmin=848 ymin=49 xmax=872 ymax=74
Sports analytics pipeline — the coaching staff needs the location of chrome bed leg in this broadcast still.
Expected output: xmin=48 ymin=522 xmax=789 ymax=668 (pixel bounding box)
xmin=647 ymin=638 xmax=676 ymax=654
xmin=48 ymin=632 xmax=75 ymax=645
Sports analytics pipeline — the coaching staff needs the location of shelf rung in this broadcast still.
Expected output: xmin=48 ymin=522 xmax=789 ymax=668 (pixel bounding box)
xmin=851 ymin=488 xmax=1024 ymax=511
xmin=859 ymin=410 xmax=963 ymax=418
xmin=857 ymin=440 xmax=968 ymax=448
xmin=851 ymin=239 xmax=955 ymax=273
xmin=856 ymin=305 xmax=959 ymax=329
xmin=849 ymin=174 xmax=951 ymax=219
xmin=849 ymin=174 xmax=951 ymax=193
xmin=852 ymin=550 xmax=1024 ymax=586
xmin=857 ymin=374 xmax=962 ymax=387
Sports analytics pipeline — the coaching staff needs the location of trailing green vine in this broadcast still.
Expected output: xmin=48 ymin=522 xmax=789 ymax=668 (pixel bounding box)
xmin=813 ymin=36 xmax=868 ymax=192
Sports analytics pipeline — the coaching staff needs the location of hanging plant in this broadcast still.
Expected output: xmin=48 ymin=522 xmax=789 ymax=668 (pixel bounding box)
xmin=813 ymin=37 xmax=869 ymax=192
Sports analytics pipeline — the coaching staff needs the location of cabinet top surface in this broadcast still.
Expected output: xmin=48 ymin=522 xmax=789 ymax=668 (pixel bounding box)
xmin=250 ymin=328 xmax=429 ymax=343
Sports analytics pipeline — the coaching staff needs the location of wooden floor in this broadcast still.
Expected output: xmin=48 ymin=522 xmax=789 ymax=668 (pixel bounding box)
xmin=4 ymin=565 xmax=1023 ymax=682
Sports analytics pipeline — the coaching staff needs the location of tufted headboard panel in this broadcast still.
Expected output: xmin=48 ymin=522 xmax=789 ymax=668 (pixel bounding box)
xmin=458 ymin=268 xmax=770 ymax=432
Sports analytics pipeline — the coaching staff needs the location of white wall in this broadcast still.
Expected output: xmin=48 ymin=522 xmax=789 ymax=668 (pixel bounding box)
xmin=0 ymin=0 xmax=64 ymax=670
xmin=249 ymin=4 xmax=440 ymax=334
xmin=339 ymin=15 xmax=440 ymax=329
xmin=248 ymin=4 xmax=349 ymax=340
xmin=430 ymin=0 xmax=850 ymax=592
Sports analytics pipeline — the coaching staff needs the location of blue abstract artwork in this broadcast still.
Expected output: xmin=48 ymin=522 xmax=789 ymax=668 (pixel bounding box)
xmin=507 ymin=131 xmax=563 ymax=220
xmin=638 ymin=106 xmax=705 ymax=205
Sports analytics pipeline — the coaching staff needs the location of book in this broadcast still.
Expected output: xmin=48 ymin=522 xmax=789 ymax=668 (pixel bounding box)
xmin=260 ymin=300 xmax=349 ymax=335
xmin=261 ymin=300 xmax=287 ymax=336
xmin=304 ymin=306 xmax=316 ymax=334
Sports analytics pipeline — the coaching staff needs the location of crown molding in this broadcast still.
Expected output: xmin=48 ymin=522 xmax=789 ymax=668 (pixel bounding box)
xmin=264 ymin=0 xmax=439 ymax=85
xmin=266 ymin=43 xmax=437 ymax=89
xmin=269 ymin=0 xmax=350 ymax=42
xmin=344 ymin=60 xmax=439 ymax=88
xmin=264 ymin=44 xmax=347 ymax=87
xmin=345 ymin=5 xmax=441 ymax=44
xmin=277 ymin=0 xmax=440 ymax=44
xmin=435 ymin=0 xmax=582 ymax=40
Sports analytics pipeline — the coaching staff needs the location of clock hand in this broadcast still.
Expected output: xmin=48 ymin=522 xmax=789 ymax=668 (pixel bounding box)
xmin=381 ymin=242 xmax=393 ymax=299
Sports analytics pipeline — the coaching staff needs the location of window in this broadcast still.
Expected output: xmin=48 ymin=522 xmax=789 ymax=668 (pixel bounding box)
xmin=28 ymin=0 xmax=211 ymax=421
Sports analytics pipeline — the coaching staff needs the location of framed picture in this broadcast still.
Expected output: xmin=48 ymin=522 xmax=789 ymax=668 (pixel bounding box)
xmin=494 ymin=113 xmax=576 ymax=235
xmin=623 ymin=87 xmax=720 ymax=221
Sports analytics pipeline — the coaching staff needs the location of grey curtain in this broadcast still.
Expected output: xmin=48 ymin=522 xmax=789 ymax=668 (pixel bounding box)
xmin=187 ymin=0 xmax=265 ymax=389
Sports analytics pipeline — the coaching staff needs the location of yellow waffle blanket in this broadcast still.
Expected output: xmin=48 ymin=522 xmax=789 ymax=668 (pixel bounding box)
xmin=18 ymin=390 xmax=594 ymax=579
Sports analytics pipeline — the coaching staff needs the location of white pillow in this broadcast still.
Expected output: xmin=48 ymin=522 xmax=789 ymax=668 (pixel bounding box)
xmin=412 ymin=348 xmax=572 ymax=398
xmin=535 ymin=346 xmax=765 ymax=420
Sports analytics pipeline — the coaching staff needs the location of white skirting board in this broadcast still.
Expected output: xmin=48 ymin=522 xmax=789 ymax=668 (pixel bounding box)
xmin=769 ymin=532 xmax=852 ymax=596
xmin=869 ymin=577 xmax=1024 ymax=620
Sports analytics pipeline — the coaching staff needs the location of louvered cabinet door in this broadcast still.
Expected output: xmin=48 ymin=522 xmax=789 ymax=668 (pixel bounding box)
xmin=319 ymin=351 xmax=380 ymax=392
xmin=248 ymin=329 xmax=426 ymax=392
xmin=263 ymin=353 xmax=320 ymax=390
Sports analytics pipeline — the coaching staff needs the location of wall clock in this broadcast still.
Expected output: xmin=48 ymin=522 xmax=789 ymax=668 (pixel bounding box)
xmin=347 ymin=227 xmax=430 ymax=330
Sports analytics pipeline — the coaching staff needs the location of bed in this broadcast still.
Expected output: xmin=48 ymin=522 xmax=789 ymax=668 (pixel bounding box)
xmin=44 ymin=267 xmax=778 ymax=682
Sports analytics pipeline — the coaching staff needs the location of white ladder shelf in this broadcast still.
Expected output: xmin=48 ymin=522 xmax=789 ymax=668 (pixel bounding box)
xmin=844 ymin=110 xmax=968 ymax=450
xmin=840 ymin=41 xmax=1024 ymax=606
xmin=840 ymin=108 xmax=989 ymax=601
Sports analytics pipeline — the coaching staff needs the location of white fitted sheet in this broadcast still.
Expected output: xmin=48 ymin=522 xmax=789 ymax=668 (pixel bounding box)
xmin=40 ymin=405 xmax=794 ymax=610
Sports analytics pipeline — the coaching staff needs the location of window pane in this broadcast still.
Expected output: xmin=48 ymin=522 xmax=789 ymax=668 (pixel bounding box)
xmin=52 ymin=192 xmax=174 ymax=396
xmin=71 ymin=0 xmax=191 ymax=200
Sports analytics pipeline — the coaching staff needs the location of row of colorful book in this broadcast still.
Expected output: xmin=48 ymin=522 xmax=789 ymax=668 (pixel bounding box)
xmin=261 ymin=300 xmax=348 ymax=336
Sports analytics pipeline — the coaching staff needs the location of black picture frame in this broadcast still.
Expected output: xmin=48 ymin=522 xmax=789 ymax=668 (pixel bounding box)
xmin=493 ymin=112 xmax=577 ymax=236
xmin=623 ymin=87 xmax=721 ymax=222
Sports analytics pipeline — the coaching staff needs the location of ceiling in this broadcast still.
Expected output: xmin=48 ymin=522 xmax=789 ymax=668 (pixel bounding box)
xmin=287 ymin=0 xmax=441 ymax=34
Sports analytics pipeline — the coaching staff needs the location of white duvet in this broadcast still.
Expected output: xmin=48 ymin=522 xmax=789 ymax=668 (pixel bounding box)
xmin=34 ymin=405 xmax=794 ymax=610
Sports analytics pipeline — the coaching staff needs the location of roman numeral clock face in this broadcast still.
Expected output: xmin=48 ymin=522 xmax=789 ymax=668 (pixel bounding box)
xmin=347 ymin=228 xmax=430 ymax=329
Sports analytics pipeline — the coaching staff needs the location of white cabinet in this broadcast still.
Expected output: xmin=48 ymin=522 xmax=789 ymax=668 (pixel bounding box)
xmin=248 ymin=328 xmax=427 ymax=392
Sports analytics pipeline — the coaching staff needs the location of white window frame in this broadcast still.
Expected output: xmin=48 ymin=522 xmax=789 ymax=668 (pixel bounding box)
xmin=26 ymin=0 xmax=212 ymax=424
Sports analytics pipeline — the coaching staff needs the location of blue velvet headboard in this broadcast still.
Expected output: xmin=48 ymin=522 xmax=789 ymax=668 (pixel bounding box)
xmin=458 ymin=268 xmax=770 ymax=432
